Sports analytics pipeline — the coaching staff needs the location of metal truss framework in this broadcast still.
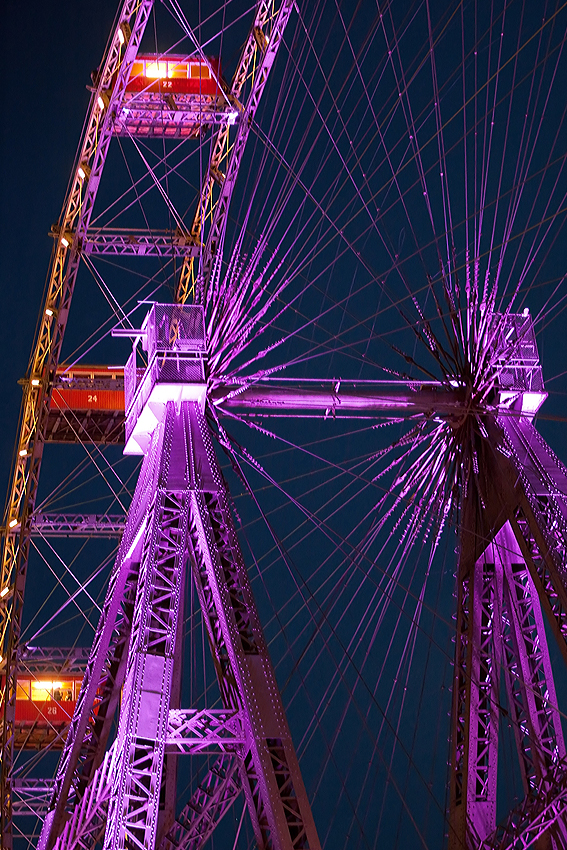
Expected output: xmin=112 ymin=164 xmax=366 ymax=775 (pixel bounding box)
xmin=7 ymin=312 xmax=567 ymax=849
xmin=1 ymin=1 xmax=291 ymax=842
xmin=113 ymin=102 xmax=235 ymax=138
xmin=444 ymin=405 xmax=567 ymax=849
xmin=4 ymin=1 xmax=567 ymax=848
xmin=16 ymin=647 xmax=91 ymax=673
xmin=39 ymin=400 xmax=320 ymax=850
xmin=82 ymin=229 xmax=199 ymax=258
xmin=31 ymin=514 xmax=126 ymax=538
xmin=46 ymin=750 xmax=241 ymax=850
xmin=21 ymin=305 xmax=566 ymax=850
xmin=12 ymin=780 xmax=56 ymax=818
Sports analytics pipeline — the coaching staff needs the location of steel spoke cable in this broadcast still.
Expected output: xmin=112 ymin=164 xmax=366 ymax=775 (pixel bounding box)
xmin=223 ymin=463 xmax=382 ymax=848
xmin=226 ymin=398 xmax=567 ymax=731
xmin=372 ymin=538 xmax=452 ymax=846
xmin=383 ymin=538 xmax=450 ymax=846
xmin=497 ymin=35 xmax=567 ymax=316
xmin=487 ymin=5 xmax=535 ymax=283
xmin=88 ymin=132 xmax=202 ymax=229
xmin=164 ymin=0 xmax=244 ymax=94
xmin=261 ymin=472 xmax=421 ymax=663
xmin=221 ymin=417 xmax=455 ymax=633
xmin=215 ymin=125 xmax=560 ymax=384
xmin=226 ymin=448 xmax=444 ymax=680
xmin=10 ymin=3 xmax=567 ymax=846
xmin=254 ymin=23 xmax=567 ymax=326
xmin=60 ymin=264 xmax=169 ymax=367
xmin=211 ymin=102 xmax=442 ymax=372
xmin=223 ymin=421 xmax=459 ymax=658
xmin=33 ymin=452 xmax=134 ymax=517
xmin=218 ymin=413 xmax=448 ymax=611
xmin=296 ymin=511 xmax=434 ymax=773
xmin=206 ymin=63 xmax=432 ymax=350
xmin=31 ymin=534 xmax=101 ymax=615
xmin=207 ymin=38 xmax=567 ymax=386
xmin=83 ymin=253 xmax=135 ymax=329
xmin=229 ymin=441 xmax=436 ymax=848
xmin=22 ymin=552 xmax=116 ymax=647
xmin=28 ymin=541 xmax=97 ymax=635
xmin=33 ymin=404 xmax=130 ymax=513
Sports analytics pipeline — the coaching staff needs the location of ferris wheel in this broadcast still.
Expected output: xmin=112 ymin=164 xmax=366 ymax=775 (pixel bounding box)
xmin=2 ymin=1 xmax=567 ymax=848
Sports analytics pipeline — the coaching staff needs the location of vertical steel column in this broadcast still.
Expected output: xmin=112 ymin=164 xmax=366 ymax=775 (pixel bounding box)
xmin=449 ymin=537 xmax=500 ymax=848
xmin=182 ymin=402 xmax=320 ymax=850
xmin=498 ymin=524 xmax=565 ymax=795
xmin=104 ymin=405 xmax=188 ymax=850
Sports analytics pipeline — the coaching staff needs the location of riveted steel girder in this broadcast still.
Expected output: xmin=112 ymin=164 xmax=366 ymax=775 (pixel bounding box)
xmin=40 ymin=401 xmax=320 ymax=850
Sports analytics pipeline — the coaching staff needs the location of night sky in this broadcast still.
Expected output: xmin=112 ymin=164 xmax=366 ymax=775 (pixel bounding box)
xmin=3 ymin=1 xmax=567 ymax=848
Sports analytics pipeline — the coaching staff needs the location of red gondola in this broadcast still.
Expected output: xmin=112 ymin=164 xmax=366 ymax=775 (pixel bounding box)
xmin=51 ymin=365 xmax=125 ymax=413
xmin=6 ymin=674 xmax=85 ymax=748
xmin=125 ymin=54 xmax=221 ymax=96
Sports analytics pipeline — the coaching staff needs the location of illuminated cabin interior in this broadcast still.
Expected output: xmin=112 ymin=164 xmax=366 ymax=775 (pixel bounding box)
xmin=13 ymin=675 xmax=84 ymax=750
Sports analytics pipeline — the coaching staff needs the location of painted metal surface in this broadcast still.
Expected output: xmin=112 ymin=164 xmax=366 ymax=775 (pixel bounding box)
xmin=40 ymin=305 xmax=321 ymax=850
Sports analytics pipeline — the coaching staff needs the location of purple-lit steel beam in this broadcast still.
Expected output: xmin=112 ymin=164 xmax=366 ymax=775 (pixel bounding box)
xmin=12 ymin=780 xmax=56 ymax=818
xmin=43 ymin=400 xmax=320 ymax=850
xmin=31 ymin=514 xmax=126 ymax=537
xmin=52 ymin=746 xmax=115 ymax=850
xmin=159 ymin=754 xmax=241 ymax=850
xmin=446 ymin=400 xmax=567 ymax=847
xmin=499 ymin=525 xmax=565 ymax=795
xmin=113 ymin=102 xmax=235 ymax=137
xmin=449 ymin=522 xmax=566 ymax=847
xmin=41 ymin=299 xmax=320 ymax=849
xmin=181 ymin=401 xmax=320 ymax=849
xmin=165 ymin=708 xmax=245 ymax=754
xmin=102 ymin=405 xmax=188 ymax=850
xmin=83 ymin=229 xmax=199 ymax=258
xmin=481 ymin=758 xmax=567 ymax=848
xmin=16 ymin=646 xmax=90 ymax=672
xmin=212 ymin=379 xmax=465 ymax=416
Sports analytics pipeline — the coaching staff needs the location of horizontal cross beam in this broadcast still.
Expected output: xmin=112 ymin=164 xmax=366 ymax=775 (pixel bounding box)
xmin=211 ymin=379 xmax=464 ymax=417
xmin=166 ymin=708 xmax=245 ymax=754
xmin=17 ymin=646 xmax=90 ymax=672
xmin=31 ymin=514 xmax=126 ymax=537
xmin=12 ymin=780 xmax=55 ymax=817
xmin=82 ymin=229 xmax=199 ymax=258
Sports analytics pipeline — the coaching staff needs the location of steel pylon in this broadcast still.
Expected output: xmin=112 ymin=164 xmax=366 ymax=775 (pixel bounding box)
xmin=0 ymin=0 xmax=295 ymax=842
xmin=37 ymin=304 xmax=320 ymax=850
xmin=445 ymin=322 xmax=567 ymax=848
